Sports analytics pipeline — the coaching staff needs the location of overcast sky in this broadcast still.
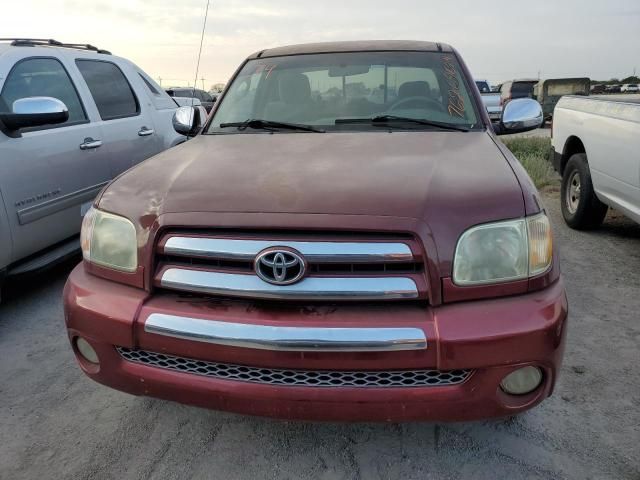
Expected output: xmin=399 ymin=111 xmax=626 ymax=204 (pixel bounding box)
xmin=2 ymin=0 xmax=638 ymax=89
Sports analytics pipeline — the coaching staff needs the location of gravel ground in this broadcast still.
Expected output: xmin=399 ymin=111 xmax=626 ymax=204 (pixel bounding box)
xmin=1 ymin=187 xmax=639 ymax=480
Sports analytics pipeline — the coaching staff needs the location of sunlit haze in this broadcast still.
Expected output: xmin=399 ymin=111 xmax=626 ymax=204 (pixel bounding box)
xmin=2 ymin=0 xmax=638 ymax=89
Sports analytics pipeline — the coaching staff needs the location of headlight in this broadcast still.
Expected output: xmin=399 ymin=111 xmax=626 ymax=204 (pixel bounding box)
xmin=80 ymin=207 xmax=138 ymax=272
xmin=526 ymin=213 xmax=553 ymax=276
xmin=453 ymin=213 xmax=552 ymax=285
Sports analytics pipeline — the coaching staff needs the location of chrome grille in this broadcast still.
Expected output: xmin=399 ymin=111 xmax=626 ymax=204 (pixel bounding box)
xmin=155 ymin=234 xmax=427 ymax=301
xmin=117 ymin=347 xmax=471 ymax=388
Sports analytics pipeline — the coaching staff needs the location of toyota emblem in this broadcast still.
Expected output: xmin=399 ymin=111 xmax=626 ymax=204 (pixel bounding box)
xmin=254 ymin=248 xmax=306 ymax=285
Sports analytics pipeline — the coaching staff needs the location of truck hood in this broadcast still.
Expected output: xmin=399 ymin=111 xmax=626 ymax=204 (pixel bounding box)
xmin=101 ymin=131 xmax=522 ymax=218
xmin=99 ymin=131 xmax=525 ymax=270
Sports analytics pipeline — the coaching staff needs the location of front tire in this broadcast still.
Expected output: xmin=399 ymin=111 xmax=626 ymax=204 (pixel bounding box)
xmin=561 ymin=153 xmax=608 ymax=229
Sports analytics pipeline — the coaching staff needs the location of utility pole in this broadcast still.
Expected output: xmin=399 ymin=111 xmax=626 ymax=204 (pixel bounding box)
xmin=201 ymin=77 xmax=206 ymax=90
xmin=157 ymin=77 xmax=162 ymax=87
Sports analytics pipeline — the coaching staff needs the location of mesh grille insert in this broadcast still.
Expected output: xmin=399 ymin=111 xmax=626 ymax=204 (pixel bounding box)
xmin=117 ymin=347 xmax=472 ymax=388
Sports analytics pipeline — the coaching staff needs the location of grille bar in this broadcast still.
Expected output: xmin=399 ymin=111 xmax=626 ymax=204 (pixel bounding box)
xmin=159 ymin=268 xmax=420 ymax=301
xmin=156 ymin=255 xmax=422 ymax=275
xmin=162 ymin=237 xmax=414 ymax=263
xmin=117 ymin=347 xmax=472 ymax=388
xmin=144 ymin=313 xmax=427 ymax=352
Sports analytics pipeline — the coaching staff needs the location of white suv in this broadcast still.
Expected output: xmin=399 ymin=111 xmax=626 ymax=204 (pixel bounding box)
xmin=0 ymin=38 xmax=197 ymax=296
xmin=621 ymin=84 xmax=639 ymax=93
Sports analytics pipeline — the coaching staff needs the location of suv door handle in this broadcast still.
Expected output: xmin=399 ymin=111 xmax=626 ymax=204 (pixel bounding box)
xmin=138 ymin=127 xmax=155 ymax=137
xmin=79 ymin=138 xmax=103 ymax=150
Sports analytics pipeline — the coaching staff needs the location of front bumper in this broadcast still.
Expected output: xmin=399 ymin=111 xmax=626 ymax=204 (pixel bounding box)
xmin=64 ymin=265 xmax=568 ymax=422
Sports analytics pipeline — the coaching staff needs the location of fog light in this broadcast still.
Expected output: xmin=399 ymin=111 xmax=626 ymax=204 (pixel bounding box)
xmin=76 ymin=337 xmax=99 ymax=364
xmin=500 ymin=366 xmax=542 ymax=395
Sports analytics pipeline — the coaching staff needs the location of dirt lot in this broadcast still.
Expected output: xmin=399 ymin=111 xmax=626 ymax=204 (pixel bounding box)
xmin=1 ymin=187 xmax=639 ymax=480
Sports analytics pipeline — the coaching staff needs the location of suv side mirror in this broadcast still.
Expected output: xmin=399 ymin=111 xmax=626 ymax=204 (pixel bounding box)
xmin=494 ymin=98 xmax=543 ymax=135
xmin=0 ymin=97 xmax=69 ymax=134
xmin=172 ymin=105 xmax=204 ymax=136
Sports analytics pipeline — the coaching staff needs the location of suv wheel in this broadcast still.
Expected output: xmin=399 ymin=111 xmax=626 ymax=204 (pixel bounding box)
xmin=561 ymin=153 xmax=608 ymax=229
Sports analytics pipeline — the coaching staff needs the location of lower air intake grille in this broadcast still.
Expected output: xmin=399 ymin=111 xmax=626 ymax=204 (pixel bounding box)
xmin=117 ymin=347 xmax=472 ymax=388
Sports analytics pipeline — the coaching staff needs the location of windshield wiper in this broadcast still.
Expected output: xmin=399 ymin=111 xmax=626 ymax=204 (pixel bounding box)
xmin=337 ymin=115 xmax=470 ymax=132
xmin=219 ymin=119 xmax=325 ymax=133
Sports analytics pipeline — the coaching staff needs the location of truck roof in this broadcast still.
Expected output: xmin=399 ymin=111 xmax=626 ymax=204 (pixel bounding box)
xmin=591 ymin=94 xmax=640 ymax=105
xmin=537 ymin=77 xmax=589 ymax=85
xmin=250 ymin=40 xmax=453 ymax=59
xmin=0 ymin=38 xmax=111 ymax=54
xmin=0 ymin=41 xmax=132 ymax=67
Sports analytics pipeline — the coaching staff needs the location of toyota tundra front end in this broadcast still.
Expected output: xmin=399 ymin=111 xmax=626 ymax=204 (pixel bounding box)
xmin=64 ymin=41 xmax=567 ymax=422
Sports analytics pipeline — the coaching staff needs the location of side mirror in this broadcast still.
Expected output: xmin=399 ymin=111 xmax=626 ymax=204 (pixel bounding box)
xmin=0 ymin=97 xmax=69 ymax=134
xmin=172 ymin=106 xmax=204 ymax=136
xmin=494 ymin=98 xmax=543 ymax=135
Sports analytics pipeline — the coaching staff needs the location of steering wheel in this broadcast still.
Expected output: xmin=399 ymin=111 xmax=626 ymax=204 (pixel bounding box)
xmin=390 ymin=96 xmax=445 ymax=113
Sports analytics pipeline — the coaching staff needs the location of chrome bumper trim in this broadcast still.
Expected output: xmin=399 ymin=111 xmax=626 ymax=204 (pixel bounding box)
xmin=160 ymin=268 xmax=419 ymax=301
xmin=163 ymin=237 xmax=414 ymax=262
xmin=144 ymin=313 xmax=427 ymax=352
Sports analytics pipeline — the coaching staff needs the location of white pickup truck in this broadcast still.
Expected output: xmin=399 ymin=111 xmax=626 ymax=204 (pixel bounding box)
xmin=551 ymin=95 xmax=640 ymax=228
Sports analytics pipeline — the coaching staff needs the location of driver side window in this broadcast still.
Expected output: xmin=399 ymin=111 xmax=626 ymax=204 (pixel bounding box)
xmin=1 ymin=57 xmax=86 ymax=127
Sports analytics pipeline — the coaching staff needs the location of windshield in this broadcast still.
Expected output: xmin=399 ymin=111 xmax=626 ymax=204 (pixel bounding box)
xmin=512 ymin=82 xmax=536 ymax=96
xmin=207 ymin=51 xmax=480 ymax=133
xmin=172 ymin=89 xmax=197 ymax=98
xmin=475 ymin=81 xmax=490 ymax=93
xmin=547 ymin=83 xmax=588 ymax=96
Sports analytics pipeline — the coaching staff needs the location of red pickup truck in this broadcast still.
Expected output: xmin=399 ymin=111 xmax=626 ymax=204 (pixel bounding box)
xmin=64 ymin=41 xmax=567 ymax=422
